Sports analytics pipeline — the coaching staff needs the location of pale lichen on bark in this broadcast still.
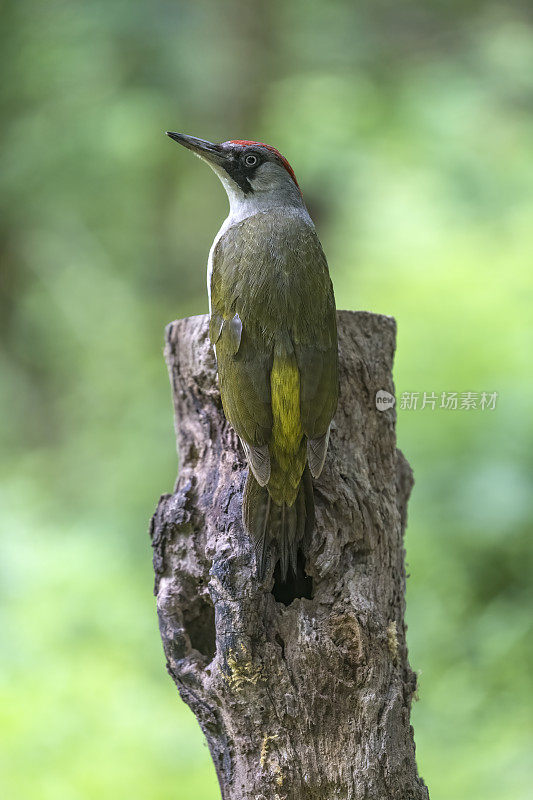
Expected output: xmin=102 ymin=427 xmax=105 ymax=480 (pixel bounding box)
xmin=150 ymin=310 xmax=429 ymax=800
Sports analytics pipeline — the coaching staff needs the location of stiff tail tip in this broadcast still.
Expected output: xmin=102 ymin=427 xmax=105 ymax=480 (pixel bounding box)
xmin=243 ymin=468 xmax=314 ymax=581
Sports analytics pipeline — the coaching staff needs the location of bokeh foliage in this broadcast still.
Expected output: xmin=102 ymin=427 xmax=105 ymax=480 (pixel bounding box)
xmin=1 ymin=1 xmax=532 ymax=798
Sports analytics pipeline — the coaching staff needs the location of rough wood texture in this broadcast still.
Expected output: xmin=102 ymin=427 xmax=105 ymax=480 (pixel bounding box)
xmin=150 ymin=310 xmax=428 ymax=800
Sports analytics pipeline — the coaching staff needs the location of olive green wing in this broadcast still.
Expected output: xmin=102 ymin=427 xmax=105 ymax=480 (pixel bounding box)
xmin=209 ymin=244 xmax=273 ymax=486
xmin=292 ymin=238 xmax=338 ymax=479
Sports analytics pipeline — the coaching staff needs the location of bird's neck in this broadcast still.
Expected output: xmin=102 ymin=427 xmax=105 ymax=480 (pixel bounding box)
xmin=224 ymin=179 xmax=311 ymax=229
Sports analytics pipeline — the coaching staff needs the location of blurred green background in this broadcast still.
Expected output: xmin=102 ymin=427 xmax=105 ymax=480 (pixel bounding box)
xmin=1 ymin=1 xmax=532 ymax=798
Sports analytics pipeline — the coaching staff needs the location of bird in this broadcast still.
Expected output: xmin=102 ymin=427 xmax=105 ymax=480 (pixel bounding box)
xmin=166 ymin=132 xmax=338 ymax=581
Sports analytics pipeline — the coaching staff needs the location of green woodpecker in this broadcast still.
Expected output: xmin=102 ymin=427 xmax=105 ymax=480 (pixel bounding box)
xmin=166 ymin=133 xmax=338 ymax=580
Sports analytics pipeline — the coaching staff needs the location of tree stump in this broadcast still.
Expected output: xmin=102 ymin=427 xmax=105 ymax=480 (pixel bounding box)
xmin=150 ymin=310 xmax=429 ymax=800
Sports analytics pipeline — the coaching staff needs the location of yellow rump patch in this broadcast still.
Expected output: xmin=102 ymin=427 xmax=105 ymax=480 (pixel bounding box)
xmin=269 ymin=352 xmax=305 ymax=505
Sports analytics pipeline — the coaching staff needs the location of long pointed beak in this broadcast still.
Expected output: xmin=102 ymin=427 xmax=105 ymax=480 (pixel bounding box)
xmin=165 ymin=132 xmax=226 ymax=166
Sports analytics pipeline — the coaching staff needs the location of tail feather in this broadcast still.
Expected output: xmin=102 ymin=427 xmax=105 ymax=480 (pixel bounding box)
xmin=243 ymin=467 xmax=314 ymax=580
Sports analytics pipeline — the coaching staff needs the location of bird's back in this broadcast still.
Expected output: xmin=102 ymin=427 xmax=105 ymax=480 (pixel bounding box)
xmin=209 ymin=208 xmax=338 ymax=577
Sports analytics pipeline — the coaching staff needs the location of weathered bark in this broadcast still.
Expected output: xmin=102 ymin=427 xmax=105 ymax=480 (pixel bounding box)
xmin=150 ymin=310 xmax=429 ymax=800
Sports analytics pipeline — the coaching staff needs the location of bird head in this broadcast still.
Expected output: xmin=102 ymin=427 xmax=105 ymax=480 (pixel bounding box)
xmin=166 ymin=132 xmax=304 ymax=215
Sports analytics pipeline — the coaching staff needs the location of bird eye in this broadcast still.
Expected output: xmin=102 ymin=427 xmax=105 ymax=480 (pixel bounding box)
xmin=244 ymin=154 xmax=258 ymax=167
